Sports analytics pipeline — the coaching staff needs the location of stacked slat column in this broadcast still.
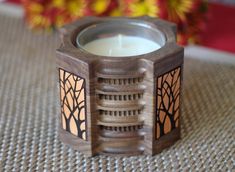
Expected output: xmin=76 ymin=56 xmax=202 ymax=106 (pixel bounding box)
xmin=96 ymin=72 xmax=146 ymax=155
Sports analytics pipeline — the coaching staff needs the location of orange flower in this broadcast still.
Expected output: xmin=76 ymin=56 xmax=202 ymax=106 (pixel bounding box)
xmin=124 ymin=0 xmax=159 ymax=17
xmin=22 ymin=0 xmax=87 ymax=29
xmin=22 ymin=0 xmax=208 ymax=45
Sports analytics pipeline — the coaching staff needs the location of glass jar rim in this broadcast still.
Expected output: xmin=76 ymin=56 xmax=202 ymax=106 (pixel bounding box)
xmin=76 ymin=20 xmax=166 ymax=57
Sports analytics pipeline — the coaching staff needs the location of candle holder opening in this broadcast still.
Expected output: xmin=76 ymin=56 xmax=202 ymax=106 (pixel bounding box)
xmin=76 ymin=20 xmax=166 ymax=57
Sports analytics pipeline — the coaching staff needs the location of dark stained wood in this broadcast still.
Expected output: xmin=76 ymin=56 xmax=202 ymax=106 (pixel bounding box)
xmin=153 ymin=128 xmax=181 ymax=154
xmin=59 ymin=127 xmax=93 ymax=156
xmin=56 ymin=16 xmax=184 ymax=156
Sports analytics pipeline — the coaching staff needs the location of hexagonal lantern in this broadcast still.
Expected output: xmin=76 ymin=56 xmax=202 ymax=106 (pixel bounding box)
xmin=56 ymin=16 xmax=184 ymax=156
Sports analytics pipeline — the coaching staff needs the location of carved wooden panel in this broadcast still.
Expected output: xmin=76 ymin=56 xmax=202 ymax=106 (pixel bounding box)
xmin=59 ymin=69 xmax=87 ymax=141
xmin=156 ymin=67 xmax=181 ymax=139
xmin=96 ymin=74 xmax=145 ymax=154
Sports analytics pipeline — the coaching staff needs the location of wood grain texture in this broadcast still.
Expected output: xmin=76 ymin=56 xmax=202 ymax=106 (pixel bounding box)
xmin=156 ymin=67 xmax=181 ymax=139
xmin=56 ymin=16 xmax=184 ymax=156
xmin=59 ymin=69 xmax=87 ymax=140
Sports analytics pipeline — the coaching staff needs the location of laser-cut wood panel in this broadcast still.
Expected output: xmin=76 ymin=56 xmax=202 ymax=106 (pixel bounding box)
xmin=59 ymin=69 xmax=87 ymax=141
xmin=156 ymin=67 xmax=181 ymax=139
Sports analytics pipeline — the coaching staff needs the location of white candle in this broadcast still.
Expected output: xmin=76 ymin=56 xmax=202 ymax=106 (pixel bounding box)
xmin=82 ymin=34 xmax=161 ymax=57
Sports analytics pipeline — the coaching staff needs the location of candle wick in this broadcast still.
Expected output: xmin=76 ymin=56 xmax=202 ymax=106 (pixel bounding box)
xmin=118 ymin=34 xmax=122 ymax=48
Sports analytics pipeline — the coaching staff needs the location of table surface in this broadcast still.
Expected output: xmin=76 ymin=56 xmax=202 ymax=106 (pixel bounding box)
xmin=0 ymin=13 xmax=234 ymax=171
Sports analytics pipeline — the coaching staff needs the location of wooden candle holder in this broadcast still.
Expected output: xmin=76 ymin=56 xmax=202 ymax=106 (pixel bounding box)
xmin=56 ymin=16 xmax=184 ymax=156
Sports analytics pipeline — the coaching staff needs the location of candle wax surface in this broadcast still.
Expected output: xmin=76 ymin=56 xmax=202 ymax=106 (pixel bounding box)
xmin=82 ymin=34 xmax=161 ymax=57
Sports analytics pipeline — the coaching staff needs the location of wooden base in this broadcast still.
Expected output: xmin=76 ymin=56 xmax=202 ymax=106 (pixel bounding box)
xmin=59 ymin=127 xmax=93 ymax=156
xmin=59 ymin=127 xmax=180 ymax=156
xmin=153 ymin=128 xmax=180 ymax=154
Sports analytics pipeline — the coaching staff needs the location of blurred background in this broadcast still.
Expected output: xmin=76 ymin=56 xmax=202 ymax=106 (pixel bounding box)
xmin=0 ymin=0 xmax=235 ymax=53
xmin=0 ymin=1 xmax=234 ymax=171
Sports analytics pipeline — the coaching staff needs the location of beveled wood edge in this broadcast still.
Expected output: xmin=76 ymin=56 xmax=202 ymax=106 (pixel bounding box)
xmin=152 ymin=128 xmax=181 ymax=155
xmin=153 ymin=47 xmax=184 ymax=76
xmin=59 ymin=127 xmax=93 ymax=156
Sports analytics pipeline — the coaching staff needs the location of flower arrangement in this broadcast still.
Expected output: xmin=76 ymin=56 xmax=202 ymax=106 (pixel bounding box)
xmin=22 ymin=0 xmax=208 ymax=44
